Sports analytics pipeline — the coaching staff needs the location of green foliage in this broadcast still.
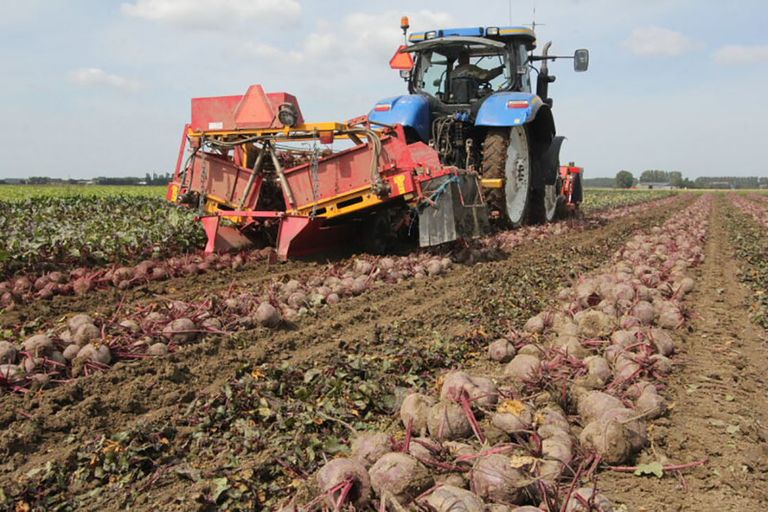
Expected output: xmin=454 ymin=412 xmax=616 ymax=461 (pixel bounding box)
xmin=615 ymin=170 xmax=634 ymax=189
xmin=581 ymin=189 xmax=678 ymax=213
xmin=0 ymin=185 xmax=166 ymax=200
xmin=727 ymin=203 xmax=768 ymax=329
xmin=639 ymin=170 xmax=682 ymax=184
xmin=0 ymin=195 xmax=204 ymax=275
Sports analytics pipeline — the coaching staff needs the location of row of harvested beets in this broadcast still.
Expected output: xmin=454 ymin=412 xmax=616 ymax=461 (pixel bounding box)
xmin=288 ymin=196 xmax=711 ymax=511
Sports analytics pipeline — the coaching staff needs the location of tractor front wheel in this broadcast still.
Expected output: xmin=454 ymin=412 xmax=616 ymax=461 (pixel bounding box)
xmin=482 ymin=127 xmax=536 ymax=228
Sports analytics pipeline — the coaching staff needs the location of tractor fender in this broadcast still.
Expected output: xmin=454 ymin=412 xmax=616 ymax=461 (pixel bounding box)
xmin=542 ymin=136 xmax=566 ymax=186
xmin=474 ymin=92 xmax=547 ymax=129
xmin=368 ymin=95 xmax=430 ymax=142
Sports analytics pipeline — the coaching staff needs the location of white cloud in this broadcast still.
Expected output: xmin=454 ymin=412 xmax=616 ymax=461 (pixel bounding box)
xmin=69 ymin=68 xmax=143 ymax=92
xmin=242 ymin=43 xmax=304 ymax=64
xmin=246 ymin=10 xmax=454 ymax=66
xmin=623 ymin=26 xmax=700 ymax=57
xmin=120 ymin=0 xmax=301 ymax=29
xmin=713 ymin=45 xmax=768 ymax=65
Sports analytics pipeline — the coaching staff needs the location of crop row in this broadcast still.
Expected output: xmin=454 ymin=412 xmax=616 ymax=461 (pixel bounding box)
xmin=0 ymin=194 xmax=688 ymax=395
xmin=0 ymin=195 xmax=205 ymax=277
xmin=580 ymin=189 xmax=678 ymax=214
xmin=0 ymin=185 xmax=166 ymax=201
xmin=0 ymin=193 xmax=682 ymax=308
xmin=727 ymin=195 xmax=768 ymax=329
xmin=292 ymin=195 xmax=711 ymax=510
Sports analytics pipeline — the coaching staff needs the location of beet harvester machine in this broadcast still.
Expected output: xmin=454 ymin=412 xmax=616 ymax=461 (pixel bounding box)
xmin=167 ymin=18 xmax=588 ymax=260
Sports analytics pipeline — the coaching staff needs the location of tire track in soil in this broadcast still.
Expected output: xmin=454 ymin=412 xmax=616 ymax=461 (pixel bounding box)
xmin=0 ymin=198 xmax=690 ymax=508
xmin=597 ymin=196 xmax=768 ymax=510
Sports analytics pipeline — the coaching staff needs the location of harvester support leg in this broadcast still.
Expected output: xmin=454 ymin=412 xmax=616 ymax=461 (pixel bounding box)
xmin=276 ymin=216 xmax=311 ymax=261
xmin=200 ymin=216 xmax=221 ymax=254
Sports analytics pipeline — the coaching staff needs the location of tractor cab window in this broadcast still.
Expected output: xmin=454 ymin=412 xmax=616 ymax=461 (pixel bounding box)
xmin=419 ymin=51 xmax=448 ymax=98
xmin=413 ymin=44 xmax=513 ymax=104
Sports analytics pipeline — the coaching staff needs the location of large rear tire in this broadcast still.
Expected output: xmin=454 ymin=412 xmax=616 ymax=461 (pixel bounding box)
xmin=482 ymin=127 xmax=533 ymax=228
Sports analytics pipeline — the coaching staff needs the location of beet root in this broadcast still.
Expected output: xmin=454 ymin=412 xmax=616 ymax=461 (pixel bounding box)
xmin=469 ymin=454 xmax=528 ymax=504
xmin=579 ymin=408 xmax=647 ymax=464
xmin=162 ymin=318 xmax=197 ymax=344
xmin=350 ymin=431 xmax=391 ymax=468
xmin=22 ymin=335 xmax=54 ymax=356
xmin=563 ymin=487 xmax=614 ymax=511
xmin=503 ymin=354 xmax=541 ymax=382
xmin=368 ymin=452 xmax=433 ymax=502
xmin=577 ymin=391 xmax=624 ymax=424
xmin=400 ymin=393 xmax=435 ymax=435
xmin=255 ymin=302 xmax=281 ymax=327
xmin=635 ymin=387 xmax=667 ymax=419
xmin=492 ymin=399 xmax=533 ymax=434
xmin=424 ymin=485 xmax=484 ymax=512
xmin=315 ymin=457 xmax=371 ymax=508
xmin=488 ymin=338 xmax=516 ymax=362
xmin=427 ymin=401 xmax=473 ymax=441
xmin=440 ymin=371 xmax=498 ymax=408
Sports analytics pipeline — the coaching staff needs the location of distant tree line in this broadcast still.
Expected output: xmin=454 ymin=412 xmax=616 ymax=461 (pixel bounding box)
xmin=0 ymin=172 xmax=172 ymax=186
xmin=693 ymin=176 xmax=766 ymax=189
xmin=583 ymin=171 xmax=767 ymax=190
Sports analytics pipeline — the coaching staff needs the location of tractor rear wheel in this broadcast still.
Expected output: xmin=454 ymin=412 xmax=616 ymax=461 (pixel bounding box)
xmin=482 ymin=127 xmax=534 ymax=228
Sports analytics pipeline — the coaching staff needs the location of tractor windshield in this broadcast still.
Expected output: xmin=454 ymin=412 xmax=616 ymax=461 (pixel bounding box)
xmin=410 ymin=39 xmax=523 ymax=104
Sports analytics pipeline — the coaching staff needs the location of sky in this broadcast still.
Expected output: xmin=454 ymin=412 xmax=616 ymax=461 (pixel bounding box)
xmin=0 ymin=0 xmax=766 ymax=179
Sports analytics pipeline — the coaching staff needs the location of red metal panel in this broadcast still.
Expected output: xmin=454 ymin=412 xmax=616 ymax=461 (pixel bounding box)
xmin=190 ymin=87 xmax=304 ymax=132
xmin=276 ymin=217 xmax=356 ymax=260
xmin=189 ymin=154 xmax=262 ymax=208
xmin=190 ymin=95 xmax=241 ymax=131
xmin=281 ymin=135 xmax=446 ymax=210
xmin=283 ymin=142 xmax=377 ymax=208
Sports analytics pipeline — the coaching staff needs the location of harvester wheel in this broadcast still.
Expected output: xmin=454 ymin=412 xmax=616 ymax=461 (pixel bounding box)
xmin=482 ymin=127 xmax=533 ymax=228
xmin=359 ymin=209 xmax=398 ymax=254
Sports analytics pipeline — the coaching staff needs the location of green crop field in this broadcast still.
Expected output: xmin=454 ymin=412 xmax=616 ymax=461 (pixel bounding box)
xmin=0 ymin=185 xmax=167 ymax=201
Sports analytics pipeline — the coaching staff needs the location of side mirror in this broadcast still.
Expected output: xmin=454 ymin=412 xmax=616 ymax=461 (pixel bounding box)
xmin=389 ymin=45 xmax=414 ymax=70
xmin=574 ymin=49 xmax=589 ymax=72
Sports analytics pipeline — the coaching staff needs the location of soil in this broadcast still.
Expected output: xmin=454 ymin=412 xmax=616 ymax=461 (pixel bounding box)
xmin=3 ymin=194 xmax=767 ymax=510
xmin=597 ymin=197 xmax=768 ymax=510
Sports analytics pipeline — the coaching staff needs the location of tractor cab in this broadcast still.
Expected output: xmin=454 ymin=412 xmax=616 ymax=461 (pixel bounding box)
xmin=405 ymin=27 xmax=536 ymax=108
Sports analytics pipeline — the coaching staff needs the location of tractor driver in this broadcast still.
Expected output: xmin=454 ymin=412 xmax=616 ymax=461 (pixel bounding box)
xmin=453 ymin=52 xmax=504 ymax=84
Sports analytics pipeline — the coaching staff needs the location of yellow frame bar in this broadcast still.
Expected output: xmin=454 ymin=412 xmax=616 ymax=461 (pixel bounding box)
xmin=481 ymin=178 xmax=503 ymax=189
xmin=188 ymin=122 xmax=382 ymax=141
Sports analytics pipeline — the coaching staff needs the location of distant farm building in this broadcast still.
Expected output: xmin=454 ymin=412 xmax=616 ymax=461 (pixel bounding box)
xmin=636 ymin=182 xmax=677 ymax=190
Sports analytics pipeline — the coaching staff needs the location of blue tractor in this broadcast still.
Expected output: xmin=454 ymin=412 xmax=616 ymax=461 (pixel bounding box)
xmin=370 ymin=20 xmax=589 ymax=227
